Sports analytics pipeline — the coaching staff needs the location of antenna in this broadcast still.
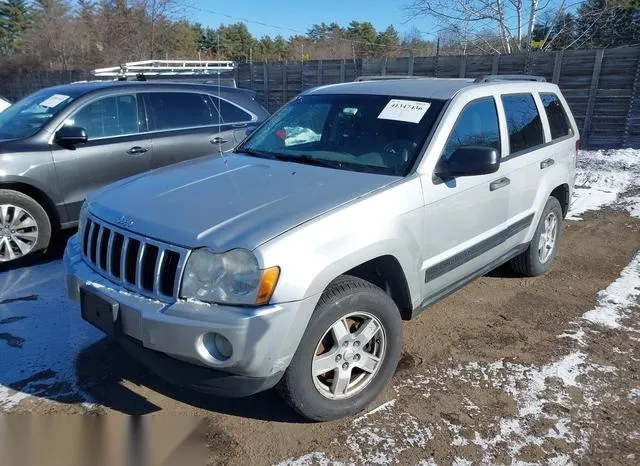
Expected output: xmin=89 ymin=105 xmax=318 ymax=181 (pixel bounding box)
xmin=216 ymin=31 xmax=227 ymax=167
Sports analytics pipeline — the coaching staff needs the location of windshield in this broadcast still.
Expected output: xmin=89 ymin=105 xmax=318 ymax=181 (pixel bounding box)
xmin=0 ymin=88 xmax=80 ymax=140
xmin=239 ymin=94 xmax=445 ymax=176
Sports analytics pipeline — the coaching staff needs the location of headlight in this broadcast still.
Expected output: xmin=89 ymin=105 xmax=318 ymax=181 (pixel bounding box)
xmin=181 ymin=248 xmax=280 ymax=306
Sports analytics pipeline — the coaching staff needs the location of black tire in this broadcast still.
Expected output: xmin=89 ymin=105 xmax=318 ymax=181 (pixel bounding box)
xmin=0 ymin=189 xmax=51 ymax=263
xmin=511 ymin=196 xmax=563 ymax=277
xmin=278 ymin=275 xmax=402 ymax=422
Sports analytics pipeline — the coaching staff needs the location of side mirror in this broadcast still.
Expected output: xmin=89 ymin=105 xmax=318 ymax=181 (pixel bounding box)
xmin=435 ymin=147 xmax=500 ymax=178
xmin=55 ymin=126 xmax=88 ymax=147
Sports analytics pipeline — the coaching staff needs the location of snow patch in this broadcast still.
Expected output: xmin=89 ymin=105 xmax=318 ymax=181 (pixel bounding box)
xmin=568 ymin=149 xmax=640 ymax=220
xmin=582 ymin=252 xmax=640 ymax=330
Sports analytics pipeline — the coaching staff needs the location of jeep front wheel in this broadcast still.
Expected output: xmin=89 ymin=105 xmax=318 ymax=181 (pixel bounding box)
xmin=278 ymin=275 xmax=402 ymax=421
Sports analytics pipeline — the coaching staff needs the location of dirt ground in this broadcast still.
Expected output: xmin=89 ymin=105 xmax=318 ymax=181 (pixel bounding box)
xmin=3 ymin=206 xmax=639 ymax=465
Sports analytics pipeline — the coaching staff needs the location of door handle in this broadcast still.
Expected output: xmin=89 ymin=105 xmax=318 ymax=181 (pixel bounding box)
xmin=127 ymin=146 xmax=149 ymax=155
xmin=540 ymin=158 xmax=555 ymax=169
xmin=210 ymin=137 xmax=228 ymax=144
xmin=490 ymin=177 xmax=510 ymax=191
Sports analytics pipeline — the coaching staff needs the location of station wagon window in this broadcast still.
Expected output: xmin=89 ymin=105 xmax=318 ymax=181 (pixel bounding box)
xmin=210 ymin=97 xmax=253 ymax=124
xmin=146 ymin=92 xmax=213 ymax=131
xmin=442 ymin=97 xmax=501 ymax=160
xmin=501 ymin=94 xmax=544 ymax=154
xmin=66 ymin=94 xmax=139 ymax=140
xmin=540 ymin=93 xmax=572 ymax=140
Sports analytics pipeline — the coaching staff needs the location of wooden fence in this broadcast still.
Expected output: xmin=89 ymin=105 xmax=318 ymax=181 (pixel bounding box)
xmin=1 ymin=46 xmax=638 ymax=149
xmin=234 ymin=45 xmax=640 ymax=149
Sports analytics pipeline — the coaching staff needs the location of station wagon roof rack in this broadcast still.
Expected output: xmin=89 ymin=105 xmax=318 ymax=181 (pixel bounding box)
xmin=473 ymin=74 xmax=547 ymax=83
xmin=92 ymin=60 xmax=236 ymax=80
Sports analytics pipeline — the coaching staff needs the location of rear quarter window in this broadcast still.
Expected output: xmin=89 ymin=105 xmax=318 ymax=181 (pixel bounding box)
xmin=501 ymin=94 xmax=544 ymax=154
xmin=540 ymin=93 xmax=572 ymax=140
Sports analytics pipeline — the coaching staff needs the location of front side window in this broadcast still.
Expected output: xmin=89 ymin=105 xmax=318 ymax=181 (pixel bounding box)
xmin=540 ymin=93 xmax=572 ymax=140
xmin=501 ymin=94 xmax=544 ymax=154
xmin=239 ymin=94 xmax=445 ymax=176
xmin=67 ymin=94 xmax=139 ymax=140
xmin=0 ymin=88 xmax=81 ymax=140
xmin=442 ymin=97 xmax=501 ymax=160
xmin=147 ymin=92 xmax=214 ymax=131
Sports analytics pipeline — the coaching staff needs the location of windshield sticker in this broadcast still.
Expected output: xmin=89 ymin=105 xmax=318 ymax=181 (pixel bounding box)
xmin=39 ymin=94 xmax=70 ymax=108
xmin=378 ymin=99 xmax=431 ymax=124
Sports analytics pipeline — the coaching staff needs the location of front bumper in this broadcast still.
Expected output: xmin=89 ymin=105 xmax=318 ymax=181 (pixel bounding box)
xmin=63 ymin=234 xmax=317 ymax=394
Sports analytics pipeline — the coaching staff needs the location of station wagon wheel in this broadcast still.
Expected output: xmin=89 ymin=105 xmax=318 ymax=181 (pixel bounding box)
xmin=278 ymin=275 xmax=402 ymax=422
xmin=0 ymin=190 xmax=51 ymax=264
xmin=312 ymin=312 xmax=386 ymax=400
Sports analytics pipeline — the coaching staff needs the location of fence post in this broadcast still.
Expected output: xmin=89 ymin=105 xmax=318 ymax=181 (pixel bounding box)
xmin=340 ymin=59 xmax=346 ymax=82
xmin=408 ymin=56 xmax=414 ymax=76
xmin=249 ymin=63 xmax=254 ymax=90
xmin=459 ymin=55 xmax=467 ymax=78
xmin=583 ymin=49 xmax=604 ymax=146
xmin=623 ymin=52 xmax=640 ymax=147
xmin=317 ymin=60 xmax=323 ymax=85
xmin=552 ymin=50 xmax=563 ymax=84
xmin=282 ymin=63 xmax=287 ymax=106
xmin=492 ymin=54 xmax=499 ymax=74
xmin=381 ymin=58 xmax=387 ymax=76
xmin=263 ymin=63 xmax=270 ymax=111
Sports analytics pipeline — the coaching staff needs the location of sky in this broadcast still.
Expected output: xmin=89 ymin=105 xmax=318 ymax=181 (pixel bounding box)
xmin=184 ymin=0 xmax=440 ymax=40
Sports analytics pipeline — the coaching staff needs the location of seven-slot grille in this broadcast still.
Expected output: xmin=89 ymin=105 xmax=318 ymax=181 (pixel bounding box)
xmin=81 ymin=215 xmax=188 ymax=301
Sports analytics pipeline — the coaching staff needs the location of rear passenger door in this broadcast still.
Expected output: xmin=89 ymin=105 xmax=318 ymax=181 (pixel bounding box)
xmin=498 ymin=93 xmax=555 ymax=247
xmin=143 ymin=92 xmax=236 ymax=169
xmin=209 ymin=95 xmax=258 ymax=145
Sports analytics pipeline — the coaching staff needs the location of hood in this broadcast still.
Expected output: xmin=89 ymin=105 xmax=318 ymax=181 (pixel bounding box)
xmin=89 ymin=153 xmax=399 ymax=251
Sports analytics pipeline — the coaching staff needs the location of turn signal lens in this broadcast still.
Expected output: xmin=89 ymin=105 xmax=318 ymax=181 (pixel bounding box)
xmin=255 ymin=266 xmax=280 ymax=305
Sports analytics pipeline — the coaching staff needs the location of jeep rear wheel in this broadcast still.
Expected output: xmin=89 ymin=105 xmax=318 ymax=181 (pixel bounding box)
xmin=0 ymin=190 xmax=51 ymax=263
xmin=511 ymin=196 xmax=563 ymax=277
xmin=278 ymin=275 xmax=402 ymax=421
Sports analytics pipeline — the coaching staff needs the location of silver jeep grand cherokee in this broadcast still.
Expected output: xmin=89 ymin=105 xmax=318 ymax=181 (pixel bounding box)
xmin=64 ymin=76 xmax=579 ymax=421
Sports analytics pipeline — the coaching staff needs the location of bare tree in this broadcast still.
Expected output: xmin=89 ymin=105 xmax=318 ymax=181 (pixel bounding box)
xmin=407 ymin=0 xmax=557 ymax=53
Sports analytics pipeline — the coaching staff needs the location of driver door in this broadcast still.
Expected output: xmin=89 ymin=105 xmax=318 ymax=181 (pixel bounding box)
xmin=51 ymin=93 xmax=152 ymax=221
xmin=420 ymin=97 xmax=511 ymax=300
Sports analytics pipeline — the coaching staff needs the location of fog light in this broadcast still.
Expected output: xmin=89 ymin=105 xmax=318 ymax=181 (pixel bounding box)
xmin=201 ymin=332 xmax=233 ymax=361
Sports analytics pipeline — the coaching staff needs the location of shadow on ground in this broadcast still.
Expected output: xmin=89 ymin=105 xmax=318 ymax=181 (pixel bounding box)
xmin=74 ymin=338 xmax=306 ymax=423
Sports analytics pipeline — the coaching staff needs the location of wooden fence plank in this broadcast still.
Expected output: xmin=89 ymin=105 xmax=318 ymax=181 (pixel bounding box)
xmin=623 ymin=52 xmax=640 ymax=147
xmin=583 ymin=49 xmax=605 ymax=144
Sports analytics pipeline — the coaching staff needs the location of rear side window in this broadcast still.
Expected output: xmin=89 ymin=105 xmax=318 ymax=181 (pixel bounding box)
xmin=501 ymin=94 xmax=544 ymax=154
xmin=146 ymin=92 xmax=213 ymax=131
xmin=442 ymin=97 xmax=501 ymax=159
xmin=210 ymin=97 xmax=253 ymax=124
xmin=68 ymin=94 xmax=139 ymax=140
xmin=540 ymin=93 xmax=572 ymax=140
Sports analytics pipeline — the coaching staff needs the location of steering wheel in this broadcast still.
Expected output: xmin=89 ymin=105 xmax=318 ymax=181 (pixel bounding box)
xmin=383 ymin=139 xmax=417 ymax=174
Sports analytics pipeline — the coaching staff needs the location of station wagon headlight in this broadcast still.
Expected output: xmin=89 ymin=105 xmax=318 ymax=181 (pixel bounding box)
xmin=181 ymin=248 xmax=280 ymax=306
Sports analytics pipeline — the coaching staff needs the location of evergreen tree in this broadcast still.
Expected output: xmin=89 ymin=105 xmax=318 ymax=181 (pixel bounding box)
xmin=0 ymin=0 xmax=30 ymax=55
xmin=575 ymin=0 xmax=640 ymax=48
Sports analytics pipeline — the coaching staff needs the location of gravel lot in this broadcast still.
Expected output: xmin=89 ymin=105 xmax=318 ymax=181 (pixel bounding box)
xmin=1 ymin=149 xmax=639 ymax=465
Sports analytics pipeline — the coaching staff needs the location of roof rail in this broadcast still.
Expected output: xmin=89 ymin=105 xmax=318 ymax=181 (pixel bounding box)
xmin=354 ymin=75 xmax=423 ymax=82
xmin=92 ymin=60 xmax=236 ymax=79
xmin=473 ymin=74 xmax=547 ymax=83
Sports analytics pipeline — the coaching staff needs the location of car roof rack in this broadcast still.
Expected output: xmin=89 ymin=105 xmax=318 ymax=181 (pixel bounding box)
xmin=354 ymin=75 xmax=424 ymax=82
xmin=473 ymin=74 xmax=546 ymax=83
xmin=92 ymin=60 xmax=236 ymax=84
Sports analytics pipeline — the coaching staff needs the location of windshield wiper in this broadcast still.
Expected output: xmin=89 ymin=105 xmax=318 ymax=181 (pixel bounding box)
xmin=273 ymin=154 xmax=343 ymax=169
